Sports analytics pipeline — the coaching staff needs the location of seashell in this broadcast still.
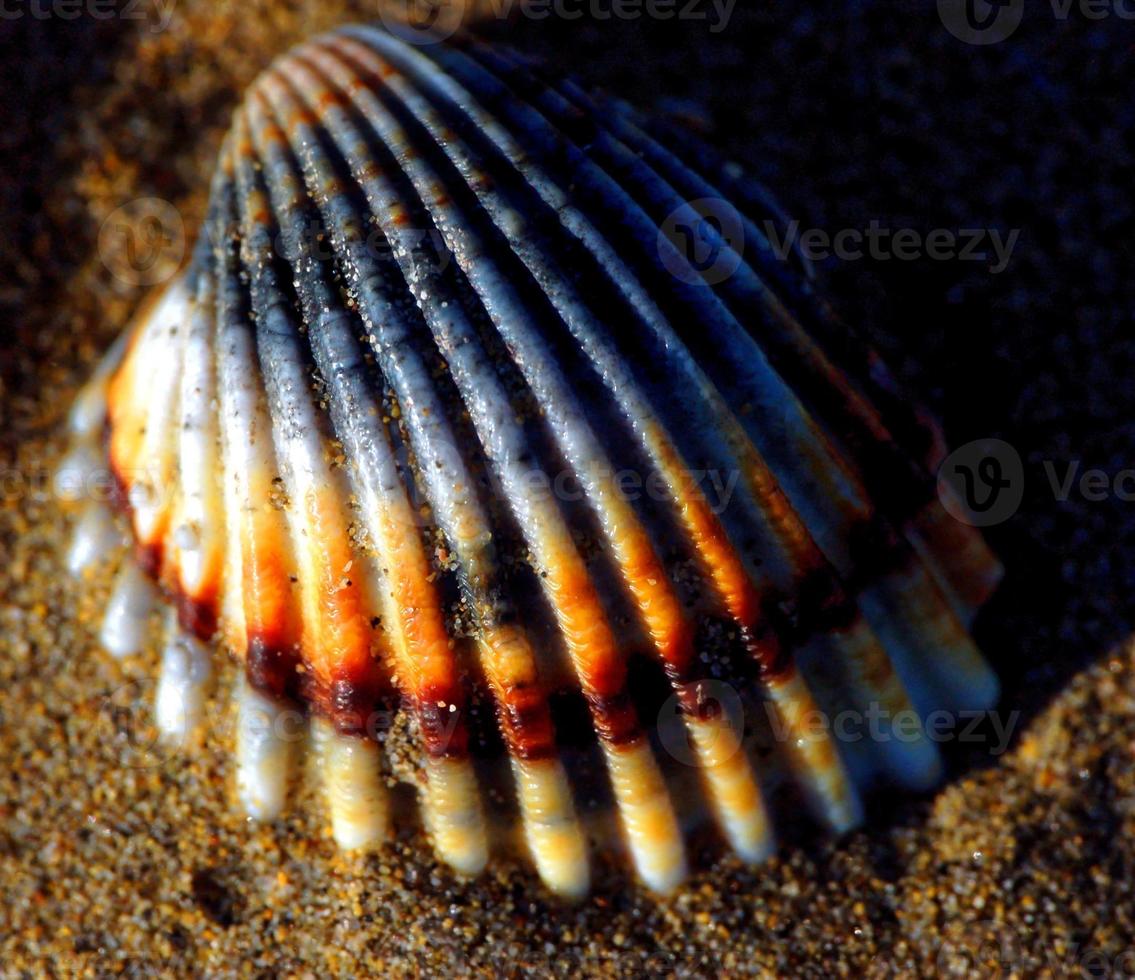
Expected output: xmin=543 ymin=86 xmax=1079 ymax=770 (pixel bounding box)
xmin=66 ymin=24 xmax=1002 ymax=897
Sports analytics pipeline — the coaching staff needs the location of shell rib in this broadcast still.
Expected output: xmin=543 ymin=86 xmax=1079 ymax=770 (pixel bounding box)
xmin=67 ymin=24 xmax=1002 ymax=897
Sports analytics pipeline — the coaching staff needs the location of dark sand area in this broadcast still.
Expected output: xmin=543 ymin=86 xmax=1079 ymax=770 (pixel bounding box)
xmin=1 ymin=1 xmax=1133 ymax=975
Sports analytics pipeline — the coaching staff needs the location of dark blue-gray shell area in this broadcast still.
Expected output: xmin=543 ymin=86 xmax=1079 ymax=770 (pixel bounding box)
xmin=83 ymin=23 xmax=1001 ymax=896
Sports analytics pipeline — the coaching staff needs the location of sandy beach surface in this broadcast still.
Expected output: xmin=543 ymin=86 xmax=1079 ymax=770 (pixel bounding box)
xmin=1 ymin=2 xmax=1133 ymax=975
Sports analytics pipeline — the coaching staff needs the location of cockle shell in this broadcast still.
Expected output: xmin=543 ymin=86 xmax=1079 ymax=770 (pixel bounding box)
xmin=64 ymin=24 xmax=1002 ymax=898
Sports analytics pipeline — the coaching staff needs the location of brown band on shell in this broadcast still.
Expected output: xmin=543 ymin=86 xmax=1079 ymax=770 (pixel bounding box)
xmin=177 ymin=591 xmax=218 ymax=640
xmin=245 ymin=633 xmax=302 ymax=704
xmin=320 ymin=675 xmax=396 ymax=739
xmin=670 ymin=676 xmax=710 ymax=719
xmin=587 ymin=689 xmax=642 ymax=747
xmin=134 ymin=539 xmax=163 ymax=578
xmin=496 ymin=691 xmax=558 ymax=762
xmin=740 ymin=618 xmax=795 ymax=684
xmin=415 ymin=696 xmax=471 ymax=760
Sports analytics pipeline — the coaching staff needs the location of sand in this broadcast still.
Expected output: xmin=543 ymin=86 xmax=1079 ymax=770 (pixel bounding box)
xmin=1 ymin=1 xmax=1133 ymax=976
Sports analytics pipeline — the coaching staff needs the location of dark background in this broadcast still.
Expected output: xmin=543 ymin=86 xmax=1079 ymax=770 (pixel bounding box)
xmin=492 ymin=1 xmax=1135 ymax=740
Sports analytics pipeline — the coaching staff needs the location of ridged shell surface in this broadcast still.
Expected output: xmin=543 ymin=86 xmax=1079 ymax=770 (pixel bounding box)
xmin=66 ymin=25 xmax=1002 ymax=897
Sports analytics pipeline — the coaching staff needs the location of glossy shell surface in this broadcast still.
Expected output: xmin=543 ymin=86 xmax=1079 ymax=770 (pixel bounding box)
xmin=65 ymin=24 xmax=1002 ymax=897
